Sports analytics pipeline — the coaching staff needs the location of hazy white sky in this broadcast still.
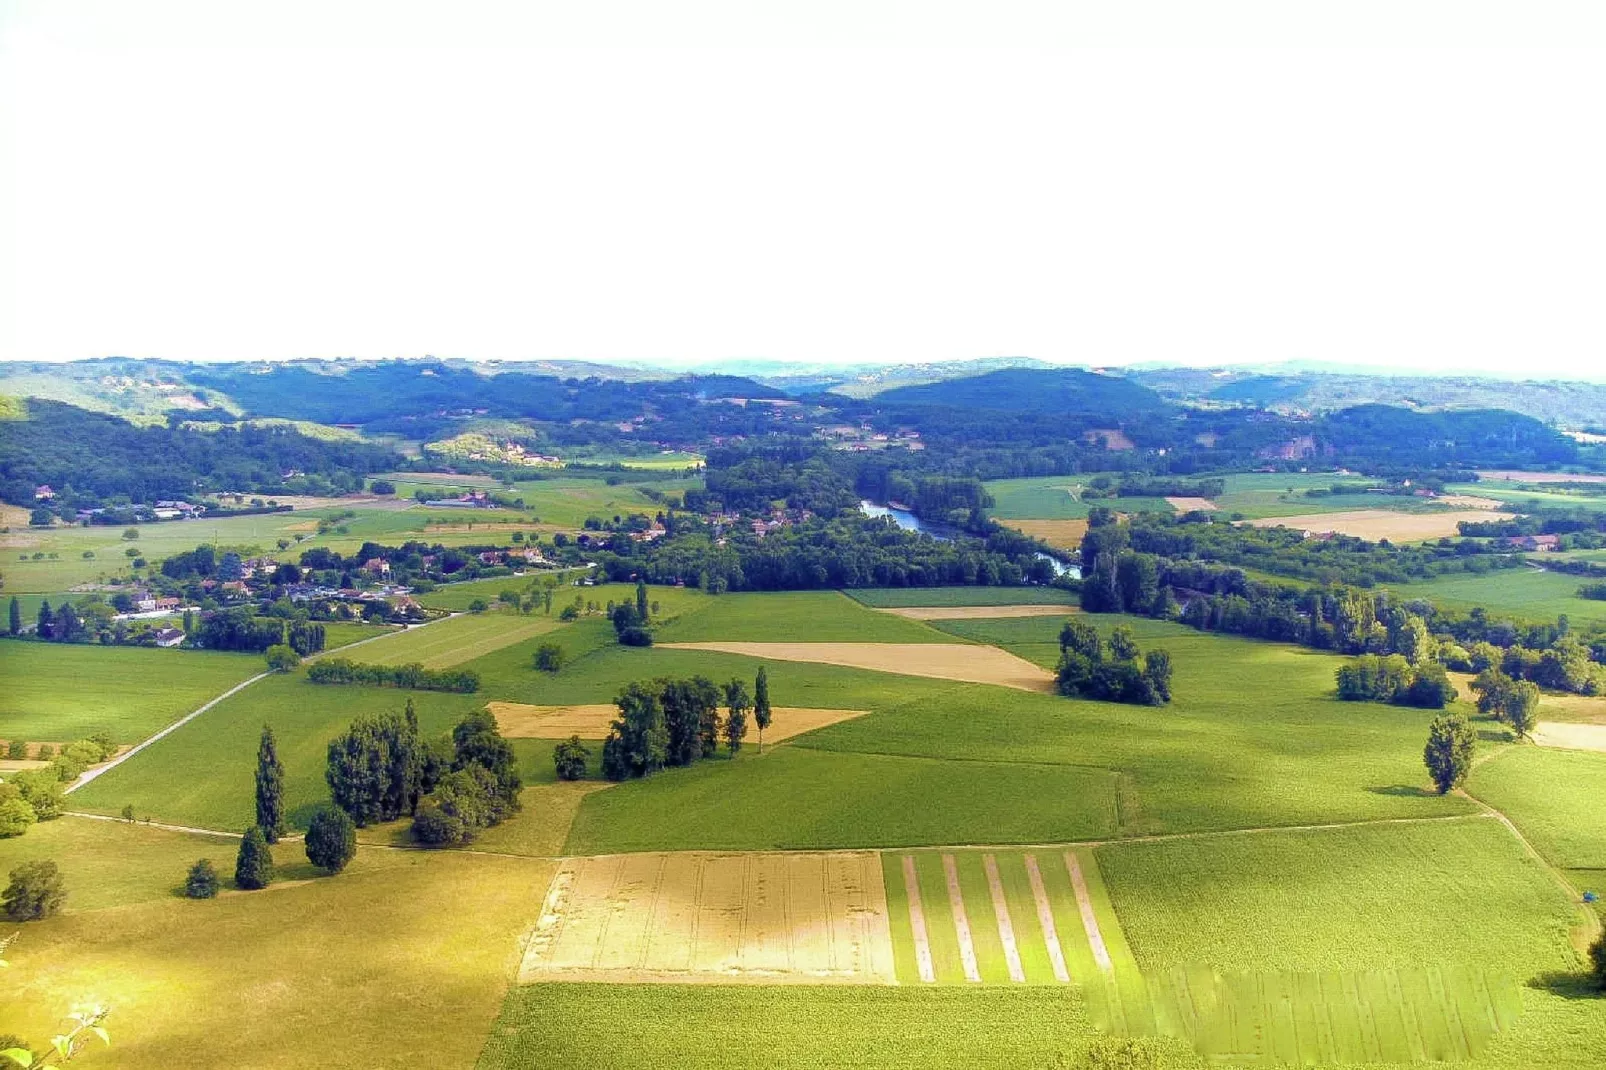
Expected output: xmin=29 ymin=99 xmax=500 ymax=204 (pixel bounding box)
xmin=2 ymin=1 xmax=1604 ymax=374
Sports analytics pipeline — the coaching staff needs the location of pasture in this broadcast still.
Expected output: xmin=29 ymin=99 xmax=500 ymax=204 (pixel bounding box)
xmin=982 ymin=475 xmax=1174 ymax=520
xmin=653 ymin=590 xmax=954 ymax=644
xmin=0 ymin=641 xmax=258 ymax=744
xmin=507 ymin=476 xmax=680 ymax=528
xmin=1469 ymin=746 xmax=1606 ymax=873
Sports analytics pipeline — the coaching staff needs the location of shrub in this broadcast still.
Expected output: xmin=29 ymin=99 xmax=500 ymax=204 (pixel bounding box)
xmin=411 ymin=766 xmax=499 ymax=847
xmin=4 ymin=740 xmax=26 ymax=760
xmin=185 ymin=858 xmax=220 ymax=899
xmin=234 ymin=826 xmax=275 ymax=890
xmin=265 ymin=644 xmax=302 ymax=672
xmin=304 ymin=805 xmax=357 ymax=874
xmin=410 ymin=799 xmax=466 ymax=847
xmin=467 ymin=599 xmax=488 ymax=613
xmin=533 ymin=642 xmax=566 ymax=673
xmin=553 ymin=735 xmax=590 ymax=781
xmin=34 ymin=745 xmax=52 ymax=761
xmin=558 ymin=604 xmax=580 ymax=621
xmin=3 ymin=861 xmax=65 ymax=921
xmin=0 ymin=796 xmax=37 ymax=838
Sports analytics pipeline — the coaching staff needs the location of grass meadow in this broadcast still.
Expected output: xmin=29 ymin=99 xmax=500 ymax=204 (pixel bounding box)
xmin=982 ymin=475 xmax=1173 ymax=519
xmin=0 ymin=819 xmax=555 ymax=1070
xmin=846 ymin=585 xmax=1077 ymax=608
xmin=1469 ymin=746 xmax=1606 ymax=872
xmin=0 ymin=641 xmax=259 ymax=743
xmin=652 ymin=590 xmax=956 ymax=644
xmin=358 ymin=612 xmax=563 ymax=669
xmin=1386 ymin=569 xmax=1606 ymax=628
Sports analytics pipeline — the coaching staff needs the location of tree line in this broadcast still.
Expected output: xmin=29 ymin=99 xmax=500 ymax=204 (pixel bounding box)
xmin=307 ymin=657 xmax=480 ymax=693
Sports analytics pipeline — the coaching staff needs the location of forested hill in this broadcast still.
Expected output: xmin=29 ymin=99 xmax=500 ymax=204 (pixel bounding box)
xmin=870 ymin=367 xmax=1169 ymax=417
xmin=1316 ymin=405 xmax=1577 ymax=468
xmin=190 ymin=362 xmax=786 ymax=426
xmin=0 ymin=398 xmax=403 ymax=505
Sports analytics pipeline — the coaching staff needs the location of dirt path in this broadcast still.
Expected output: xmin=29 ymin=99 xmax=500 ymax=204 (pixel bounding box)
xmin=873 ymin=605 xmax=1073 ymax=621
xmin=900 ymin=855 xmax=936 ymax=983
xmin=659 ymin=642 xmax=1056 ymax=692
xmin=983 ymin=854 xmax=1025 ymax=982
xmin=1025 ymin=853 xmax=1071 ymax=982
xmin=1064 ymin=851 xmax=1112 ymax=971
xmin=941 ymin=854 xmax=982 ymax=982
xmin=1456 ymin=754 xmax=1603 ymax=951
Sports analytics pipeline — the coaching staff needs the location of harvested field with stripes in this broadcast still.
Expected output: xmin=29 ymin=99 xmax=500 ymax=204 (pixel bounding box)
xmin=519 ymin=851 xmax=895 ymax=984
xmin=490 ymin=702 xmax=868 ymax=743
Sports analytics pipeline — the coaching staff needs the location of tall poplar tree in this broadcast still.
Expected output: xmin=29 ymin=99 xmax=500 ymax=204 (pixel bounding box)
xmin=255 ymin=725 xmax=286 ymax=843
xmin=753 ymin=666 xmax=772 ymax=752
xmin=7 ymin=596 xmax=19 ymax=637
xmin=636 ymin=579 xmax=649 ymax=622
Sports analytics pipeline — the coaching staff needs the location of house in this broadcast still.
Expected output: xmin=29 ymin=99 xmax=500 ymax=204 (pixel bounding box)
xmin=361 ymin=558 xmax=391 ymax=576
xmin=133 ymin=589 xmax=157 ymax=612
xmin=34 ymin=484 xmax=55 ymax=500
xmin=1511 ymin=534 xmax=1562 ymax=552
xmin=154 ymin=596 xmax=181 ymax=611
xmin=152 ymin=627 xmax=185 ymax=648
xmin=219 ymin=581 xmax=248 ymax=596
xmin=477 ymin=551 xmax=503 ymax=565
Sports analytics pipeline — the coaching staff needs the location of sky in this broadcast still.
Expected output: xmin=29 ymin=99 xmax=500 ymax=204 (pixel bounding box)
xmin=2 ymin=1 xmax=1604 ymax=376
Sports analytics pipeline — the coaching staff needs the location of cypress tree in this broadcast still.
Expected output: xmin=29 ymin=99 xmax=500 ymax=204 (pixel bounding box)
xmin=636 ymin=579 xmax=649 ymax=622
xmin=234 ymin=826 xmax=275 ymax=890
xmin=753 ymin=666 xmax=772 ymax=752
xmin=35 ymin=600 xmax=52 ymax=640
xmin=255 ymin=725 xmax=286 ymax=842
xmin=7 ymin=596 xmax=19 ymax=637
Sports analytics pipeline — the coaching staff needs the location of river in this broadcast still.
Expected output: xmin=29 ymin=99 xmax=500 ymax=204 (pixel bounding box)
xmin=859 ymin=500 xmax=1078 ymax=579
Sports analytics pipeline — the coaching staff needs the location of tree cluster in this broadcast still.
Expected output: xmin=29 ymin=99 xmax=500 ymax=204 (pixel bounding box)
xmin=1470 ymin=670 xmax=1541 ymax=739
xmin=411 ymin=710 xmax=523 ymax=846
xmin=307 ymin=657 xmax=480 ymax=693
xmin=1334 ymin=655 xmax=1456 ymax=709
xmin=600 ymin=673 xmax=759 ymax=781
xmin=1055 ymin=620 xmax=1173 ymax=706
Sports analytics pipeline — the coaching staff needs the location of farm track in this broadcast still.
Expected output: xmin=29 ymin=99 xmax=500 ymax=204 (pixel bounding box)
xmin=64 ymin=613 xmax=461 ymax=794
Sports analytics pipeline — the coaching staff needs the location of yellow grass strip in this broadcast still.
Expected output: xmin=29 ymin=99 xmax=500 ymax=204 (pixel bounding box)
xmin=1246 ymin=509 xmax=1515 ymax=542
xmin=1065 ymin=851 xmax=1112 ymax=972
xmin=874 ymin=605 xmax=1075 ymax=620
xmin=1025 ymin=854 xmax=1071 ymax=983
xmin=902 ymin=855 xmax=936 ymax=983
xmin=489 ymin=702 xmax=869 ymax=742
xmin=942 ymin=854 xmax=981 ymax=982
xmin=1531 ymin=721 xmax=1606 ymax=753
xmin=983 ymin=854 xmax=1026 ymax=983
xmin=659 ymin=642 xmax=1057 ymax=692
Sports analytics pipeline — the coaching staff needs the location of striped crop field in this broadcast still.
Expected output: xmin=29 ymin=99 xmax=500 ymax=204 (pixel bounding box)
xmin=879 ymin=847 xmax=1524 ymax=1064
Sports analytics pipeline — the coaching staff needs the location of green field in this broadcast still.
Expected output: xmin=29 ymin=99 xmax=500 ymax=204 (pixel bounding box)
xmin=1212 ymin=471 xmax=1420 ymax=519
xmin=846 ymin=585 xmax=1077 ymax=608
xmin=1386 ymin=568 xmax=1606 ymax=627
xmin=983 ymin=475 xmax=1173 ymax=519
xmin=358 ymin=612 xmax=563 ymax=669
xmin=1469 ymin=746 xmax=1606 ymax=872
xmin=507 ymin=476 xmax=681 ymax=528
xmin=0 ymin=641 xmax=259 ymax=743
xmin=12 ymin=581 xmax=1606 ymax=1068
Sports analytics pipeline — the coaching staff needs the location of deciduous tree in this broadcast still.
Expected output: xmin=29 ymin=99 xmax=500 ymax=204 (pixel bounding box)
xmin=1423 ymin=713 xmax=1476 ymax=794
xmin=553 ymin=736 xmax=590 ymax=780
xmin=4 ymin=861 xmax=66 ymax=921
xmin=723 ymin=678 xmax=751 ymax=754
